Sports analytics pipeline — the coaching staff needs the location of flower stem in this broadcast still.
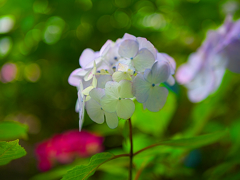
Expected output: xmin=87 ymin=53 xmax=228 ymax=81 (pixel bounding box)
xmin=128 ymin=118 xmax=133 ymax=180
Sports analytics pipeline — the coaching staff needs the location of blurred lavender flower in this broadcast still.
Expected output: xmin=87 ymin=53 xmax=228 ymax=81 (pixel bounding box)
xmin=176 ymin=16 xmax=240 ymax=102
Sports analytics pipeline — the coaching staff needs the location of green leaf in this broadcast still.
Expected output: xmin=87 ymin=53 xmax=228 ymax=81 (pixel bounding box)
xmin=135 ymin=130 xmax=229 ymax=157
xmin=0 ymin=121 xmax=28 ymax=141
xmin=30 ymin=159 xmax=89 ymax=180
xmin=159 ymin=129 xmax=229 ymax=148
xmin=132 ymin=92 xmax=177 ymax=137
xmin=61 ymin=152 xmax=115 ymax=180
xmin=0 ymin=139 xmax=26 ymax=165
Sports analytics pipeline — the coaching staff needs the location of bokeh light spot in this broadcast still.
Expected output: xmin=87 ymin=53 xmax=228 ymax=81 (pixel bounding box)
xmin=0 ymin=36 xmax=12 ymax=59
xmin=111 ymin=10 xmax=130 ymax=29
xmin=33 ymin=0 xmax=49 ymax=14
xmin=115 ymin=0 xmax=131 ymax=8
xmin=97 ymin=15 xmax=113 ymax=33
xmin=142 ymin=13 xmax=166 ymax=30
xmin=75 ymin=0 xmax=92 ymax=11
xmin=76 ymin=23 xmax=92 ymax=41
xmin=43 ymin=16 xmax=65 ymax=45
xmin=0 ymin=63 xmax=17 ymax=83
xmin=0 ymin=15 xmax=15 ymax=34
xmin=24 ymin=63 xmax=41 ymax=82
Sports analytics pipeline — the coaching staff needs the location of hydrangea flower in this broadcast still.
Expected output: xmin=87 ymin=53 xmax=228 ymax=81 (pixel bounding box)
xmin=118 ymin=37 xmax=156 ymax=72
xmin=112 ymin=63 xmax=134 ymax=82
xmin=176 ymin=16 xmax=240 ymax=102
xmin=68 ymin=33 xmax=176 ymax=129
xmin=101 ymin=80 xmax=135 ymax=120
xmin=35 ymin=130 xmax=104 ymax=171
xmin=86 ymin=88 xmax=118 ymax=129
xmin=133 ymin=61 xmax=170 ymax=112
xmin=77 ymin=80 xmax=85 ymax=131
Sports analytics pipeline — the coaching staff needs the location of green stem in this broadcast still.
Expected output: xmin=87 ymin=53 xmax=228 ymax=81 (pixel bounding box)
xmin=128 ymin=118 xmax=133 ymax=180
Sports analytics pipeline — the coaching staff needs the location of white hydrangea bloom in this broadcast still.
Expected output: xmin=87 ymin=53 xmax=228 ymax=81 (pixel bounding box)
xmin=133 ymin=61 xmax=170 ymax=112
xmin=77 ymin=80 xmax=85 ymax=131
xmin=101 ymin=80 xmax=135 ymax=120
xmin=68 ymin=33 xmax=176 ymax=130
xmin=112 ymin=63 xmax=134 ymax=82
xmin=86 ymin=88 xmax=119 ymax=129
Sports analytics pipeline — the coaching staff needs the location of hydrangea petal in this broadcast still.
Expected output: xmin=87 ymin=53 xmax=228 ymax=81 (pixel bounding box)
xmin=105 ymin=111 xmax=118 ymax=129
xmin=86 ymin=99 xmax=104 ymax=124
xmin=119 ymin=80 xmax=133 ymax=98
xmin=77 ymin=86 xmax=85 ymax=131
xmin=79 ymin=48 xmax=96 ymax=68
xmin=122 ymin=33 xmax=136 ymax=41
xmin=112 ymin=71 xmax=131 ymax=82
xmin=186 ymin=68 xmax=215 ymax=102
xmin=101 ymin=96 xmax=118 ymax=112
xmin=82 ymin=86 xmax=94 ymax=96
xmin=100 ymin=40 xmax=113 ymax=56
xmin=104 ymin=81 xmax=120 ymax=98
xmin=89 ymin=88 xmax=105 ymax=104
xmin=84 ymin=56 xmax=102 ymax=70
xmin=144 ymin=86 xmax=168 ymax=112
xmin=116 ymin=99 xmax=135 ymax=119
xmin=118 ymin=40 xmax=139 ymax=59
xmin=75 ymin=99 xmax=80 ymax=112
xmin=166 ymin=75 xmax=175 ymax=86
xmin=97 ymin=75 xmax=112 ymax=89
xmin=117 ymin=58 xmax=135 ymax=72
xmin=133 ymin=48 xmax=155 ymax=72
xmin=68 ymin=68 xmax=87 ymax=87
xmin=157 ymin=53 xmax=176 ymax=74
xmin=84 ymin=61 xmax=97 ymax=81
xmin=222 ymin=39 xmax=240 ymax=73
xmin=137 ymin=37 xmax=157 ymax=59
xmin=132 ymin=73 xmax=151 ymax=103
xmin=176 ymin=64 xmax=195 ymax=84
xmin=144 ymin=61 xmax=170 ymax=84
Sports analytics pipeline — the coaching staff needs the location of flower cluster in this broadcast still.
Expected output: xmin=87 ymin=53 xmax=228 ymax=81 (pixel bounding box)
xmin=35 ymin=130 xmax=104 ymax=171
xmin=176 ymin=16 xmax=240 ymax=102
xmin=69 ymin=33 xmax=176 ymax=129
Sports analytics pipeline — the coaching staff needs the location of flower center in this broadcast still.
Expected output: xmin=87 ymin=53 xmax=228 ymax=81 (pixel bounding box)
xmin=152 ymin=84 xmax=155 ymax=87
xmin=119 ymin=97 xmax=121 ymax=100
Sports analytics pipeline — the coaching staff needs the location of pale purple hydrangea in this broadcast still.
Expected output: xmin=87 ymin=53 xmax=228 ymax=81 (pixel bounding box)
xmin=176 ymin=16 xmax=240 ymax=103
xmin=68 ymin=33 xmax=176 ymax=129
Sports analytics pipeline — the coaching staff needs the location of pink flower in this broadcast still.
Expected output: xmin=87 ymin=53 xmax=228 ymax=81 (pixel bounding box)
xmin=35 ymin=130 xmax=104 ymax=171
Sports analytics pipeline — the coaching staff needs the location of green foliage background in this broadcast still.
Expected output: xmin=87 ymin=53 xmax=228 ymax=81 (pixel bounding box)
xmin=0 ymin=0 xmax=240 ymax=179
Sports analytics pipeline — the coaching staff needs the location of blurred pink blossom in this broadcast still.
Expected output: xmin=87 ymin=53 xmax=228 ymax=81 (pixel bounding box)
xmin=35 ymin=130 xmax=104 ymax=171
xmin=0 ymin=63 xmax=17 ymax=83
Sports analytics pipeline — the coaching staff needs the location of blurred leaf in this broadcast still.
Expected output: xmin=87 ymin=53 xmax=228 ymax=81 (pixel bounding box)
xmin=98 ymin=157 xmax=128 ymax=176
xmin=0 ymin=121 xmax=28 ymax=141
xmin=0 ymin=139 xmax=26 ymax=166
xmin=158 ymin=129 xmax=228 ymax=148
xmin=204 ymin=157 xmax=240 ymax=180
xmin=123 ymin=134 xmax=155 ymax=154
xmin=135 ymin=130 xmax=228 ymax=157
xmin=132 ymin=92 xmax=177 ymax=137
xmin=30 ymin=159 xmax=89 ymax=180
xmin=61 ymin=152 xmax=114 ymax=180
